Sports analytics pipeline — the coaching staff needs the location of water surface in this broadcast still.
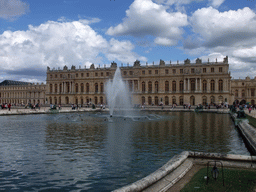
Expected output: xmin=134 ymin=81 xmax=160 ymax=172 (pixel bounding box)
xmin=0 ymin=112 xmax=250 ymax=191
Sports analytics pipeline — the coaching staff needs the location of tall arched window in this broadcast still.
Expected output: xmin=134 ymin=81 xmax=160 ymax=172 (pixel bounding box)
xmin=202 ymin=96 xmax=207 ymax=105
xmin=242 ymin=89 xmax=245 ymax=97
xmin=165 ymin=96 xmax=169 ymax=105
xmin=148 ymin=96 xmax=152 ymax=105
xmin=203 ymin=80 xmax=207 ymax=92
xmin=148 ymin=81 xmax=152 ymax=93
xmin=55 ymin=84 xmax=58 ymax=93
xmin=95 ymin=83 xmax=98 ymax=93
xmin=100 ymin=82 xmax=104 ymax=93
xmin=218 ymin=80 xmax=223 ymax=91
xmin=191 ymin=79 xmax=195 ymax=91
xmin=50 ymin=84 xmax=53 ymax=92
xmin=235 ymin=90 xmax=238 ymax=97
xmin=81 ymin=83 xmax=84 ymax=92
xmin=155 ymin=81 xmax=159 ymax=93
xmin=142 ymin=96 xmax=145 ymax=105
xmin=100 ymin=96 xmax=103 ymax=104
xmin=86 ymin=83 xmax=90 ymax=93
xmin=165 ymin=81 xmax=169 ymax=92
xmin=172 ymin=96 xmax=176 ymax=104
xmin=59 ymin=84 xmax=62 ymax=93
xmin=142 ymin=82 xmax=146 ymax=92
xmin=210 ymin=80 xmax=215 ymax=92
xmin=210 ymin=96 xmax=215 ymax=104
xmin=179 ymin=96 xmax=183 ymax=105
xmin=172 ymin=81 xmax=176 ymax=92
xmin=75 ymin=83 xmax=78 ymax=93
xmin=179 ymin=81 xmax=184 ymax=92
xmin=155 ymin=96 xmax=158 ymax=105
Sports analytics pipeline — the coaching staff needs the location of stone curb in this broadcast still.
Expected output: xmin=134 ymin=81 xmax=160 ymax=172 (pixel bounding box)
xmin=238 ymin=121 xmax=256 ymax=155
xmin=112 ymin=151 xmax=189 ymax=192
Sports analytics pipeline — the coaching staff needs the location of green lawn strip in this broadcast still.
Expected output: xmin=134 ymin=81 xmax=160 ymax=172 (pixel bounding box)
xmin=181 ymin=167 xmax=256 ymax=192
xmin=246 ymin=115 xmax=256 ymax=128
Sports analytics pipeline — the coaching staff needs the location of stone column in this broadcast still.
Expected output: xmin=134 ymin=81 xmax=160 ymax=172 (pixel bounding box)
xmin=196 ymin=78 xmax=198 ymax=91
xmin=188 ymin=78 xmax=190 ymax=92
xmin=199 ymin=78 xmax=202 ymax=91
xmin=184 ymin=79 xmax=186 ymax=91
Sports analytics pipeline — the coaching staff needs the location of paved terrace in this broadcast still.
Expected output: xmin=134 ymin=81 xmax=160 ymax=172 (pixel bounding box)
xmin=0 ymin=105 xmax=230 ymax=115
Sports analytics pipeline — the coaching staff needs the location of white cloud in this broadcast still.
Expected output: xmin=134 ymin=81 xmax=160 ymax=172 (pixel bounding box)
xmin=106 ymin=38 xmax=147 ymax=63
xmin=106 ymin=0 xmax=188 ymax=46
xmin=0 ymin=0 xmax=29 ymax=20
xmin=0 ymin=19 xmax=147 ymax=81
xmin=208 ymin=0 xmax=225 ymax=7
xmin=190 ymin=7 xmax=256 ymax=48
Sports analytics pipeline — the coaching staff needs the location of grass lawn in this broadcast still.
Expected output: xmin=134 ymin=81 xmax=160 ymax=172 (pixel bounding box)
xmin=247 ymin=115 xmax=256 ymax=128
xmin=181 ymin=167 xmax=256 ymax=192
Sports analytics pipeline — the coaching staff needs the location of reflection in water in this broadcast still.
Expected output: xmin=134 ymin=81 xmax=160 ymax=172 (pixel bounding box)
xmin=0 ymin=112 xmax=250 ymax=191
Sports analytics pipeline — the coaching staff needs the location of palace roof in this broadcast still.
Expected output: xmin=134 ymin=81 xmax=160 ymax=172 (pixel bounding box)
xmin=0 ymin=80 xmax=31 ymax=86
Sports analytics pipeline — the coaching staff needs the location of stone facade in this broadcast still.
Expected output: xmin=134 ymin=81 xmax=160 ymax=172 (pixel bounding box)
xmin=231 ymin=76 xmax=256 ymax=105
xmin=46 ymin=56 xmax=236 ymax=106
xmin=0 ymin=80 xmax=46 ymax=105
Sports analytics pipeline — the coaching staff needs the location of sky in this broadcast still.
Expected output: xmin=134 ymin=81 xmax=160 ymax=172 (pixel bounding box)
xmin=0 ymin=0 xmax=256 ymax=83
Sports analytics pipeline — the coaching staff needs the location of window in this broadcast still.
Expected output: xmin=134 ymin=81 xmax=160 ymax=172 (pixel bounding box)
xmin=165 ymin=96 xmax=169 ymax=105
xmin=123 ymin=71 xmax=127 ymax=75
xmin=100 ymin=83 xmax=104 ymax=92
xmin=142 ymin=70 xmax=145 ymax=75
xmin=155 ymin=81 xmax=159 ymax=92
xmin=106 ymin=72 xmax=109 ymax=76
xmin=211 ymin=67 xmax=214 ymax=72
xmin=148 ymin=81 xmax=152 ymax=92
xmin=191 ymin=79 xmax=195 ymax=91
xmin=165 ymin=69 xmax=169 ymax=74
xmin=142 ymin=96 xmax=145 ymax=105
xmin=203 ymin=68 xmax=206 ymax=73
xmin=191 ymin=68 xmax=194 ymax=73
xmin=50 ymin=84 xmax=53 ymax=92
xmin=219 ymin=80 xmax=223 ymax=91
xmin=203 ymin=80 xmax=207 ymax=92
xmin=75 ymin=83 xmax=78 ymax=93
xmin=95 ymin=83 xmax=98 ymax=93
xmin=180 ymin=69 xmax=183 ymax=74
xmin=165 ymin=81 xmax=169 ymax=92
xmin=50 ymin=75 xmax=52 ymax=79
xmin=76 ymin=73 xmax=78 ymax=77
xmin=154 ymin=96 xmax=159 ymax=105
xmin=101 ymin=72 xmax=103 ymax=76
xmin=179 ymin=81 xmax=184 ymax=91
xmin=95 ymin=73 xmax=98 ymax=77
xmin=235 ymin=90 xmax=238 ymax=97
xmin=60 ymin=74 xmax=62 ymax=78
xmin=81 ymin=83 xmax=84 ymax=92
xmin=142 ymin=82 xmax=146 ymax=92
xmin=129 ymin=71 xmax=133 ymax=75
xmin=252 ymin=88 xmax=255 ymax=97
xmin=149 ymin=70 xmax=152 ymax=75
xmin=87 ymin=73 xmax=89 ymax=77
xmin=172 ymin=69 xmax=176 ymax=74
xmin=179 ymin=97 xmax=184 ymax=105
xmin=55 ymin=74 xmax=57 ymax=78
xmin=172 ymin=81 xmax=176 ymax=91
xmin=81 ymin=73 xmax=84 ymax=77
xmin=210 ymin=80 xmax=215 ymax=91
xmin=55 ymin=84 xmax=58 ymax=93
xmin=86 ymin=83 xmax=90 ymax=93
xmin=155 ymin=70 xmax=158 ymax=74
xmin=219 ymin=67 xmax=222 ymax=72
xmin=148 ymin=96 xmax=152 ymax=105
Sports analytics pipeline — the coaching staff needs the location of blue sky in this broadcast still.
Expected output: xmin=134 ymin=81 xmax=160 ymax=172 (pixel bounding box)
xmin=1 ymin=0 xmax=256 ymax=82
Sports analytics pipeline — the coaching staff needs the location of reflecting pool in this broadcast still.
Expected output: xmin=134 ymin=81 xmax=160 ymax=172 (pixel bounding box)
xmin=0 ymin=112 xmax=250 ymax=191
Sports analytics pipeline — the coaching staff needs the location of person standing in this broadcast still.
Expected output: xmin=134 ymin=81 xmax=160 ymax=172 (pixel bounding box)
xmin=8 ymin=103 xmax=11 ymax=111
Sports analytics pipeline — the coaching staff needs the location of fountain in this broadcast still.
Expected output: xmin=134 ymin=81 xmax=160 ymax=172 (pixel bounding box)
xmin=106 ymin=67 xmax=133 ymax=117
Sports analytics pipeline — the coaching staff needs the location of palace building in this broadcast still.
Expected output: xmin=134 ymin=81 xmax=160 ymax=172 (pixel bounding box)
xmin=1 ymin=56 xmax=256 ymax=107
xmin=231 ymin=76 xmax=256 ymax=105
xmin=0 ymin=80 xmax=46 ymax=105
xmin=46 ymin=56 xmax=237 ymax=106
